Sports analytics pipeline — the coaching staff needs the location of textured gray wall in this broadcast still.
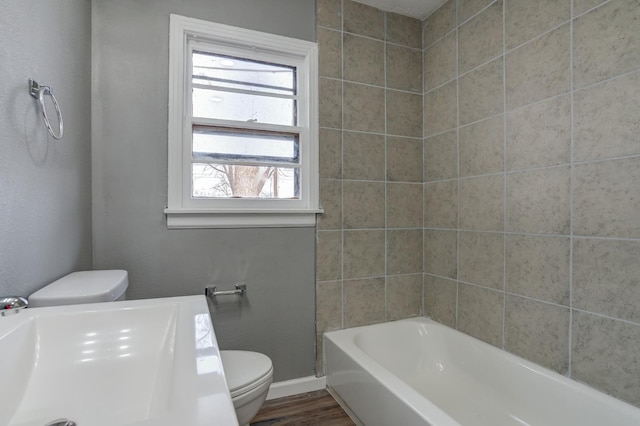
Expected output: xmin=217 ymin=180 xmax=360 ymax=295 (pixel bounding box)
xmin=92 ymin=0 xmax=317 ymax=381
xmin=0 ymin=1 xmax=93 ymax=297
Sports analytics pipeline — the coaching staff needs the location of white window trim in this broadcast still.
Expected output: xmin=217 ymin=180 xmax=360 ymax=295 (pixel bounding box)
xmin=165 ymin=14 xmax=321 ymax=228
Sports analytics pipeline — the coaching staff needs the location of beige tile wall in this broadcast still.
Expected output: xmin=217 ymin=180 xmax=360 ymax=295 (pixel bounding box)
xmin=423 ymin=0 xmax=640 ymax=407
xmin=316 ymin=0 xmax=423 ymax=374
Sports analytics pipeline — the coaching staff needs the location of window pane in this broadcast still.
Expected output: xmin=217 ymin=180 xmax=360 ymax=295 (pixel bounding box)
xmin=193 ymin=87 xmax=296 ymax=125
xmin=193 ymin=126 xmax=299 ymax=163
xmin=192 ymin=163 xmax=300 ymax=199
xmin=192 ymin=51 xmax=296 ymax=95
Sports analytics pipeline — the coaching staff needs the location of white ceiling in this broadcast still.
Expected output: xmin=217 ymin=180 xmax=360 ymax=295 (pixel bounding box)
xmin=355 ymin=0 xmax=448 ymax=20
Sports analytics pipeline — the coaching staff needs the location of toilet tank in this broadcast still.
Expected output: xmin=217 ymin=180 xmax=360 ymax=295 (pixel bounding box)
xmin=29 ymin=270 xmax=128 ymax=308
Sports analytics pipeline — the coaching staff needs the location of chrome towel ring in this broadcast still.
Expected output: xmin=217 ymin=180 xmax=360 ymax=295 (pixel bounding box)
xmin=28 ymin=78 xmax=64 ymax=140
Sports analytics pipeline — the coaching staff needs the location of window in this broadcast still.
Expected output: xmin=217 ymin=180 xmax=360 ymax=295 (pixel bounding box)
xmin=165 ymin=15 xmax=320 ymax=228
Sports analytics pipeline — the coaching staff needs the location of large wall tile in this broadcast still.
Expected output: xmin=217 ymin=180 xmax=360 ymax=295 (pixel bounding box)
xmin=459 ymin=115 xmax=504 ymax=177
xmin=318 ymin=27 xmax=342 ymax=79
xmin=506 ymin=95 xmax=570 ymax=170
xmin=343 ymin=181 xmax=385 ymax=229
xmin=459 ymin=174 xmax=504 ymax=231
xmin=319 ymin=128 xmax=342 ymax=179
xmin=388 ymin=136 xmax=423 ymax=182
xmin=317 ymin=231 xmax=342 ymax=281
xmin=424 ymin=229 xmax=457 ymax=279
xmin=573 ymin=238 xmax=640 ymax=323
xmin=459 ymin=0 xmax=496 ymax=23
xmin=344 ymin=278 xmax=386 ymax=327
xmin=505 ymin=296 xmax=569 ymax=374
xmin=505 ymin=0 xmax=570 ymax=49
xmin=317 ymin=0 xmax=342 ymax=30
xmin=319 ymin=77 xmax=342 ymax=129
xmin=459 ymin=231 xmax=504 ymax=289
xmin=425 ymin=179 xmax=458 ymax=229
xmin=343 ymin=230 xmax=385 ymax=278
xmin=387 ymin=183 xmax=423 ymax=229
xmin=343 ymin=82 xmax=385 ymax=133
xmin=387 ymin=274 xmax=423 ymax=320
xmin=425 ymin=80 xmax=458 ymax=136
xmin=318 ymin=179 xmax=342 ymax=230
xmin=387 ymin=229 xmax=423 ymax=274
xmin=459 ymin=58 xmax=504 ymax=125
xmin=458 ymin=0 xmax=503 ymax=74
xmin=386 ymin=12 xmax=422 ymax=48
xmin=343 ymin=34 xmax=384 ymax=85
xmin=343 ymin=0 xmax=384 ymax=39
xmin=424 ymin=275 xmax=457 ymax=327
xmin=573 ymin=157 xmax=640 ymax=238
xmin=506 ymin=166 xmax=570 ymax=234
xmin=574 ymin=71 xmax=640 ymax=162
xmin=423 ymin=0 xmax=456 ymax=47
xmin=387 ymin=90 xmax=423 ymax=137
xmin=424 ymin=130 xmax=458 ymax=182
xmin=343 ymin=131 xmax=385 ymax=180
xmin=458 ymin=283 xmax=504 ymax=347
xmin=506 ymin=25 xmax=570 ymax=110
xmin=506 ymin=235 xmax=570 ymax=305
xmin=424 ymin=31 xmax=457 ymax=90
xmin=573 ymin=0 xmax=640 ymax=88
xmin=572 ymin=312 xmax=640 ymax=407
xmin=316 ymin=280 xmax=343 ymax=332
xmin=386 ymin=45 xmax=422 ymax=92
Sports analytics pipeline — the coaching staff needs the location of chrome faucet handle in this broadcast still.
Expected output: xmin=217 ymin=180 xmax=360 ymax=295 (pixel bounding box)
xmin=0 ymin=296 xmax=28 ymax=316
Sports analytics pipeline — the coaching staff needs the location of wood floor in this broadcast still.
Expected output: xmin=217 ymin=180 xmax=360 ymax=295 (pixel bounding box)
xmin=250 ymin=390 xmax=356 ymax=426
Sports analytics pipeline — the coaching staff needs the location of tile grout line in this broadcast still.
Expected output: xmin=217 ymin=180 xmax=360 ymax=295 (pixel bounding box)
xmin=568 ymin=0 xmax=575 ymax=380
xmin=501 ymin=0 xmax=508 ymax=351
xmin=339 ymin=0 xmax=345 ymax=333
xmin=383 ymin=10 xmax=389 ymax=323
xmin=454 ymin=0 xmax=460 ymax=331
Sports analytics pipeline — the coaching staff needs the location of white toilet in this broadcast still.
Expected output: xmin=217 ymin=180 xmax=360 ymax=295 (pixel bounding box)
xmin=28 ymin=269 xmax=273 ymax=426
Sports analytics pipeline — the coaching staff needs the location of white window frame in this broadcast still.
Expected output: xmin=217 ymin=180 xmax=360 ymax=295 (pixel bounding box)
xmin=165 ymin=14 xmax=321 ymax=228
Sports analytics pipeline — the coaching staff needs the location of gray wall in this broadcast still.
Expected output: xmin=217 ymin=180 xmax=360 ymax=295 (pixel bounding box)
xmin=91 ymin=0 xmax=317 ymax=381
xmin=0 ymin=0 xmax=93 ymax=297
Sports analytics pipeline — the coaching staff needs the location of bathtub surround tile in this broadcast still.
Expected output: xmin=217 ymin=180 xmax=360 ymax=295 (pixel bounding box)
xmin=573 ymin=0 xmax=640 ymax=89
xmin=386 ymin=45 xmax=422 ymax=93
xmin=386 ymin=90 xmax=422 ymax=138
xmin=459 ymin=58 xmax=504 ymax=125
xmin=423 ymin=0 xmax=456 ymax=48
xmin=387 ymin=274 xmax=423 ymax=321
xmin=459 ymin=0 xmax=495 ymax=24
xmin=572 ymin=311 xmax=640 ymax=407
xmin=343 ymin=0 xmax=384 ymax=39
xmin=573 ymin=71 xmax=640 ymax=162
xmin=343 ymin=82 xmax=385 ymax=133
xmin=386 ymin=12 xmax=422 ymax=49
xmin=316 ymin=332 xmax=325 ymax=375
xmin=317 ymin=281 xmax=343 ymax=332
xmin=424 ymin=179 xmax=458 ymax=229
xmin=424 ymin=130 xmax=458 ymax=182
xmin=573 ymin=238 xmax=640 ymax=323
xmin=459 ymin=174 xmax=504 ymax=231
xmin=319 ymin=78 xmax=342 ymax=129
xmin=458 ymin=283 xmax=504 ymax=347
xmin=343 ymin=230 xmax=385 ymax=279
xmin=458 ymin=1 xmax=503 ymax=74
xmin=317 ymin=231 xmax=342 ymax=282
xmin=506 ymin=235 xmax=570 ymax=305
xmin=343 ymin=181 xmax=385 ymax=229
xmin=573 ymin=157 xmax=640 ymax=238
xmin=424 ymin=275 xmax=457 ymax=328
xmin=387 ymin=183 xmax=423 ymax=229
xmin=424 ymin=80 xmax=458 ymax=137
xmin=458 ymin=232 xmax=504 ymax=290
xmin=318 ymin=27 xmax=342 ymax=79
xmin=343 ymin=131 xmax=385 ymax=181
xmin=506 ymin=166 xmax=570 ymax=235
xmin=505 ymin=0 xmax=570 ymax=50
xmin=319 ymin=128 xmax=342 ymax=179
xmin=387 ymin=137 xmax=423 ymax=182
xmin=506 ymin=95 xmax=571 ymax=171
xmin=424 ymin=229 xmax=457 ymax=279
xmin=344 ymin=278 xmax=386 ymax=328
xmin=424 ymin=31 xmax=457 ymax=91
xmin=318 ymin=179 xmax=342 ymax=230
xmin=506 ymin=25 xmax=570 ymax=110
xmin=387 ymin=229 xmax=423 ymax=275
xmin=459 ymin=115 xmax=504 ymax=177
xmin=573 ymin=0 xmax=607 ymax=15
xmin=505 ymin=296 xmax=570 ymax=374
xmin=317 ymin=0 xmax=342 ymax=30
xmin=343 ymin=34 xmax=384 ymax=86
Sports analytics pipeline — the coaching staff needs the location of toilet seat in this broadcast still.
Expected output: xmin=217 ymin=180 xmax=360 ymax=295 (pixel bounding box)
xmin=221 ymin=350 xmax=273 ymax=398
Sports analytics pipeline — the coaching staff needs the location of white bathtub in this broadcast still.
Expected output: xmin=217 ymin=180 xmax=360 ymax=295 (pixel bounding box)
xmin=324 ymin=317 xmax=640 ymax=426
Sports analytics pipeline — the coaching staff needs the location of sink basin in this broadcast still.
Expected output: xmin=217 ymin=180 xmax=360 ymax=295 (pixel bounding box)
xmin=0 ymin=295 xmax=238 ymax=426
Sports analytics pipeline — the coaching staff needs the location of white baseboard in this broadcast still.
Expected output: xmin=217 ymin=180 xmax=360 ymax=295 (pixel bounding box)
xmin=266 ymin=375 xmax=326 ymax=400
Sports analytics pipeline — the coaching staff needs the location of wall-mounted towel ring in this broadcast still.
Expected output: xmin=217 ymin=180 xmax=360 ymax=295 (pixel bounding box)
xmin=28 ymin=79 xmax=64 ymax=140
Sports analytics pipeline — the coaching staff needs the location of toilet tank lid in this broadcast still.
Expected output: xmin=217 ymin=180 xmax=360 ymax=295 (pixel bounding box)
xmin=29 ymin=270 xmax=128 ymax=306
xmin=220 ymin=350 xmax=273 ymax=393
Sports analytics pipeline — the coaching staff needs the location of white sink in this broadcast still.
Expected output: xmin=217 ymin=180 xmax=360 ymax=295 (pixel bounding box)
xmin=0 ymin=296 xmax=238 ymax=426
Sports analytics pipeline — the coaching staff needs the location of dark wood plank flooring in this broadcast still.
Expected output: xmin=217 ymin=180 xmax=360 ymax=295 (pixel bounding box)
xmin=250 ymin=390 xmax=356 ymax=426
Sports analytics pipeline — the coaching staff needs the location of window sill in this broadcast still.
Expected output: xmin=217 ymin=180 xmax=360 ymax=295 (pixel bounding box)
xmin=164 ymin=208 xmax=324 ymax=229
